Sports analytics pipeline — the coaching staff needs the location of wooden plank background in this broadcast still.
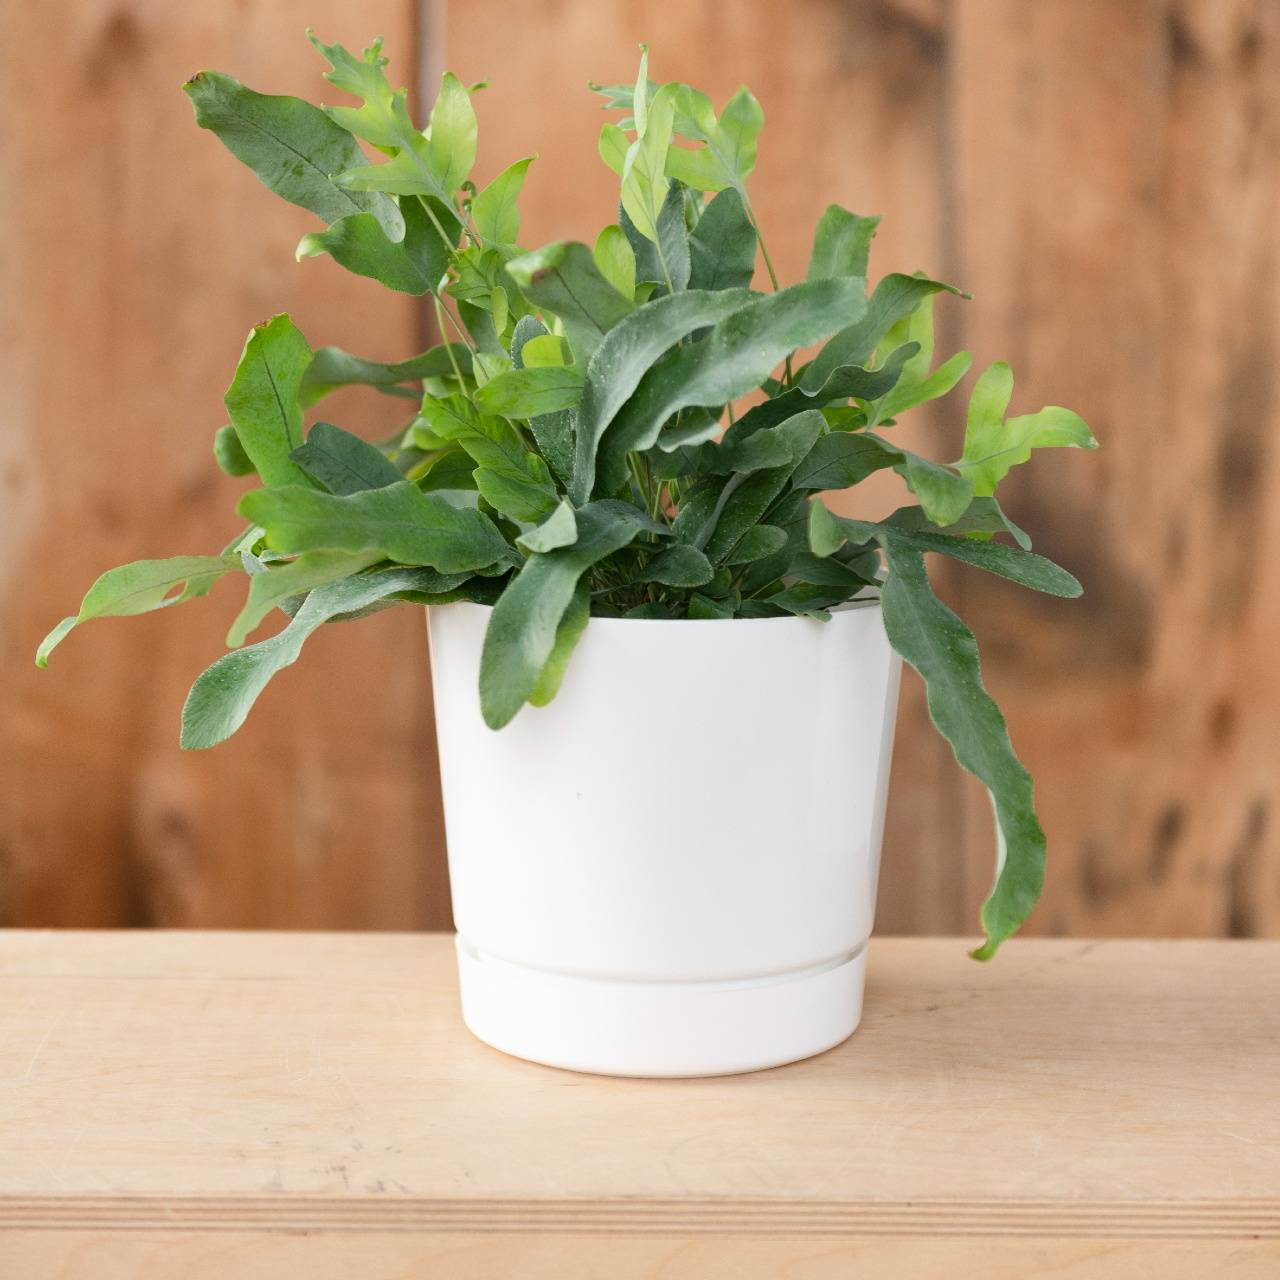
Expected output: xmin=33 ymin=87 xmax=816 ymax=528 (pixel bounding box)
xmin=2 ymin=0 xmax=1277 ymax=941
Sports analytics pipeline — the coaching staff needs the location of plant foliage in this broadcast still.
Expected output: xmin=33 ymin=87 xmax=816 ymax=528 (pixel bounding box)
xmin=39 ymin=36 xmax=1098 ymax=958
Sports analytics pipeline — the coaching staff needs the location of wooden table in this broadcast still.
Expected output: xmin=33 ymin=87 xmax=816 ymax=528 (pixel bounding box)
xmin=1 ymin=933 xmax=1278 ymax=1277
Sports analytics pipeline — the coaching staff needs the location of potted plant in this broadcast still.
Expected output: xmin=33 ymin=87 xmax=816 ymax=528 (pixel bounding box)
xmin=38 ymin=36 xmax=1096 ymax=1077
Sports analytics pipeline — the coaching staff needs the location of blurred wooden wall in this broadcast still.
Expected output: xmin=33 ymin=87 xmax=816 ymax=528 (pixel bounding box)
xmin=2 ymin=0 xmax=1278 ymax=941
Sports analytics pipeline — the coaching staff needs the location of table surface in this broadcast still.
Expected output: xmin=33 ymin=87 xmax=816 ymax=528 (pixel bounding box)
xmin=2 ymin=931 xmax=1279 ymax=1277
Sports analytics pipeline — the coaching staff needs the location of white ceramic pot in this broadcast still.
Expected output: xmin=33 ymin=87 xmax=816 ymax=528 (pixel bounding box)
xmin=427 ymin=600 xmax=902 ymax=1078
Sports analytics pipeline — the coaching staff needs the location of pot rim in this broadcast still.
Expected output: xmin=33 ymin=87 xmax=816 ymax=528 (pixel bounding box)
xmin=432 ymin=592 xmax=883 ymax=627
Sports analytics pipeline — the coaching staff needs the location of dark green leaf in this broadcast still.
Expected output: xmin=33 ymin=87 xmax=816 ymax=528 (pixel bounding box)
xmin=474 ymin=365 xmax=587 ymax=418
xmin=182 ymin=70 xmax=401 ymax=236
xmin=239 ymin=480 xmax=510 ymax=572
xmin=688 ymin=187 xmax=756 ymax=291
xmin=223 ymin=315 xmax=317 ymax=489
xmin=300 ymin=343 xmax=471 ymax=406
xmin=479 ymin=500 xmax=653 ymax=727
xmin=181 ymin=566 xmax=449 ymax=748
xmin=289 ymin=421 xmax=403 ymax=494
xmin=723 ymin=524 xmax=787 ymax=564
xmin=791 ymin=431 xmax=898 ymax=491
xmin=505 ymin=241 xmax=634 ymax=360
xmin=641 ymin=543 xmax=714 ymax=587
xmin=528 ymin=579 xmax=590 ymax=707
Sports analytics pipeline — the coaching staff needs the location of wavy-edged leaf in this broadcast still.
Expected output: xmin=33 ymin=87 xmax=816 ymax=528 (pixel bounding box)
xmin=688 ymin=187 xmax=756 ymax=292
xmin=710 ymin=407 xmax=826 ymax=476
xmin=886 ymin=497 xmax=1032 ymax=550
xmin=505 ymin=241 xmax=634 ymax=360
xmin=807 ymin=205 xmax=880 ymax=281
xmin=800 ymin=273 xmax=965 ymax=395
xmin=182 ymin=566 xmax=452 ymax=749
xmin=300 ymin=343 xmax=471 ymax=406
xmin=37 ymin=556 xmax=240 ymax=667
xmin=573 ymin=287 xmax=754 ymax=502
xmin=289 ymin=421 xmax=403 ymax=495
xmin=474 ymin=364 xmax=586 ymax=418
xmin=239 ymin=480 xmax=510 ymax=572
xmin=958 ymin=363 xmax=1098 ymax=495
xmin=479 ymin=500 xmax=654 ymax=727
xmin=226 ymin=549 xmax=382 ymax=646
xmin=224 ymin=315 xmax=317 ymax=489
xmin=596 ymin=277 xmax=865 ymax=494
xmin=875 ymin=536 xmax=1046 ymax=959
xmin=182 ymin=70 xmax=401 ymax=236
xmin=472 ymin=155 xmax=534 ymax=246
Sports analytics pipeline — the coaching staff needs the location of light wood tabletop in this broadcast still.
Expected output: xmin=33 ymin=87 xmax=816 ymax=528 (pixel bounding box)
xmin=1 ymin=932 xmax=1278 ymax=1277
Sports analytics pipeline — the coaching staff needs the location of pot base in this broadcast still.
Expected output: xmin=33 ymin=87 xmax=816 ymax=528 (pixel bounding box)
xmin=454 ymin=935 xmax=867 ymax=1078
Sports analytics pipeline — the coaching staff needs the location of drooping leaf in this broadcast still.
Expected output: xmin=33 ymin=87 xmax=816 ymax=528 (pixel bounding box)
xmin=688 ymin=187 xmax=756 ymax=292
xmin=518 ymin=499 xmax=578 ymax=553
xmin=182 ymin=566 xmax=454 ymax=748
xmin=800 ymin=273 xmax=965 ymax=395
xmin=239 ymin=480 xmax=510 ymax=572
xmin=297 ymin=195 xmax=459 ymax=295
xmin=596 ymin=277 xmax=865 ymax=493
xmin=875 ymin=537 xmax=1046 ymax=960
xmin=300 ymin=343 xmax=472 ymax=406
xmin=182 ymin=70 xmax=402 ymax=236
xmin=226 ymin=548 xmax=383 ymax=646
xmin=224 ymin=315 xmax=317 ymax=489
xmin=957 ymin=363 xmax=1098 ymax=495
xmin=289 ymin=421 xmax=403 ymax=495
xmin=472 ymin=155 xmax=534 ymax=245
xmin=807 ymin=206 xmax=880 ymax=281
xmin=573 ymin=287 xmax=754 ymax=502
xmin=37 ymin=556 xmax=240 ymax=667
xmin=473 ymin=364 xmax=587 ymax=418
xmin=528 ymin=579 xmax=590 ymax=707
xmin=479 ymin=500 xmax=654 ymax=727
xmin=505 ymin=241 xmax=634 ymax=360
xmin=214 ymin=425 xmax=256 ymax=477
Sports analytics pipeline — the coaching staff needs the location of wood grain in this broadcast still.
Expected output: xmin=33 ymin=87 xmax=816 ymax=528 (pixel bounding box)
xmin=0 ymin=2 xmax=452 ymax=931
xmin=1 ymin=932 xmax=1278 ymax=1276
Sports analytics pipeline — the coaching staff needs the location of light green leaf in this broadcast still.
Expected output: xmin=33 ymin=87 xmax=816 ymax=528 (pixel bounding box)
xmin=800 ymin=273 xmax=965 ymax=395
xmin=958 ymin=363 xmax=1098 ymax=494
xmin=472 ymin=155 xmax=534 ymax=245
xmin=224 ymin=315 xmax=317 ymax=489
xmin=473 ymin=365 xmax=586 ymax=418
xmin=182 ymin=566 xmax=453 ymax=748
xmin=300 ymin=343 xmax=472 ymax=406
xmin=519 ymin=334 xmax=571 ymax=368
xmin=289 ymin=421 xmax=403 ymax=495
xmin=518 ymin=499 xmax=578 ymax=553
xmin=308 ymin=32 xmax=408 ymax=149
xmin=214 ymin=425 xmax=256 ymax=477
xmin=37 ymin=556 xmax=240 ymax=667
xmin=664 ymin=84 xmax=764 ymax=195
xmin=182 ymin=69 xmax=402 ymax=237
xmin=297 ymin=195 xmax=458 ymax=295
xmin=226 ymin=549 xmax=382 ymax=646
xmin=880 ymin=351 xmax=972 ymax=420
xmin=505 ymin=241 xmax=634 ymax=361
xmin=573 ymin=287 xmax=754 ymax=502
xmin=621 ymin=82 xmax=678 ymax=243
xmin=427 ymin=72 xmax=478 ymax=194
xmin=239 ymin=480 xmax=510 ymax=572
xmin=593 ymin=225 xmax=636 ymax=299
xmin=528 ymin=580 xmax=590 ymax=706
xmin=599 ymin=122 xmax=630 ymax=176
xmin=479 ymin=500 xmax=653 ymax=727
xmin=597 ymin=277 xmax=865 ymax=494
xmin=688 ymin=187 xmax=756 ymax=292
xmin=807 ymin=205 xmax=880 ymax=281
xmin=641 ymin=543 xmax=714 ymax=587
